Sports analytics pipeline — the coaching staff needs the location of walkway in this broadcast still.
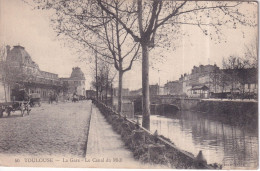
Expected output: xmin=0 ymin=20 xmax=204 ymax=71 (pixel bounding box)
xmin=86 ymin=103 xmax=145 ymax=168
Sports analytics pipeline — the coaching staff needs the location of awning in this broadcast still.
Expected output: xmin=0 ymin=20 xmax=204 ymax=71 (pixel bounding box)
xmin=191 ymin=85 xmax=209 ymax=91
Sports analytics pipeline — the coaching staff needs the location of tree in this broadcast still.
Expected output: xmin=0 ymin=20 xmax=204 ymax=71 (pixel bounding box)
xmin=34 ymin=0 xmax=256 ymax=129
xmin=209 ymin=65 xmax=221 ymax=94
xmin=222 ymin=56 xmax=250 ymax=98
xmin=91 ymin=60 xmax=116 ymax=103
xmin=95 ymin=0 xmax=256 ymax=129
xmin=0 ymin=45 xmax=8 ymax=102
xmin=33 ymin=0 xmax=140 ymax=115
xmin=218 ymin=70 xmax=229 ymax=97
xmin=245 ymin=38 xmax=258 ymax=68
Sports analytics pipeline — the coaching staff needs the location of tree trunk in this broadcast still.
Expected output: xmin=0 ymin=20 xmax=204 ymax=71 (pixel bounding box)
xmin=95 ymin=53 xmax=98 ymax=100
xmin=141 ymin=44 xmax=150 ymax=130
xmin=3 ymin=81 xmax=7 ymax=102
xmin=118 ymin=70 xmax=123 ymax=116
xmin=110 ymin=83 xmax=113 ymax=107
xmin=105 ymin=84 xmax=108 ymax=105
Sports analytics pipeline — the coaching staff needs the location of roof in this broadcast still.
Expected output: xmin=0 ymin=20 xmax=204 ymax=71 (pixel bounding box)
xmin=191 ymin=85 xmax=209 ymax=90
xmin=70 ymin=67 xmax=85 ymax=80
xmin=6 ymin=45 xmax=38 ymax=68
xmin=5 ymin=45 xmax=60 ymax=81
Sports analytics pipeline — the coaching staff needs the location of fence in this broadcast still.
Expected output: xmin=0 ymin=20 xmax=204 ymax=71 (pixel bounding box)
xmin=92 ymin=99 xmax=220 ymax=169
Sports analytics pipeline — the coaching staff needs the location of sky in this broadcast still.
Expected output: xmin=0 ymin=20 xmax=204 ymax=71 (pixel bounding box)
xmin=0 ymin=0 xmax=258 ymax=90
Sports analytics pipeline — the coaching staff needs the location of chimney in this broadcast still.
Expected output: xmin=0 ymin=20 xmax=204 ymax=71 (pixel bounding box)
xmin=6 ymin=45 xmax=10 ymax=55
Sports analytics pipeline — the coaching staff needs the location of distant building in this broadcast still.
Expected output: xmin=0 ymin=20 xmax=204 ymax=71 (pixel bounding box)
xmin=3 ymin=45 xmax=62 ymax=101
xmin=60 ymin=67 xmax=86 ymax=97
xmin=180 ymin=64 xmax=221 ymax=97
xmin=179 ymin=64 xmax=257 ymax=98
xmin=190 ymin=85 xmax=209 ymax=98
xmin=241 ymin=68 xmax=258 ymax=94
xmin=113 ymin=88 xmax=129 ymax=97
xmin=129 ymin=88 xmax=142 ymax=96
xmin=164 ymin=81 xmax=183 ymax=95
xmin=149 ymin=84 xmax=159 ymax=96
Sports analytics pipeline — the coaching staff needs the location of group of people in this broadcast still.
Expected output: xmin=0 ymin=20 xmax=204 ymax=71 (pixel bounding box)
xmin=11 ymin=84 xmax=82 ymax=104
xmin=11 ymin=87 xmax=29 ymax=101
xmin=48 ymin=91 xmax=59 ymax=104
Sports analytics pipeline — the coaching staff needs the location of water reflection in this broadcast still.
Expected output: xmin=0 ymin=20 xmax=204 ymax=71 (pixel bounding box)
xmin=147 ymin=111 xmax=258 ymax=169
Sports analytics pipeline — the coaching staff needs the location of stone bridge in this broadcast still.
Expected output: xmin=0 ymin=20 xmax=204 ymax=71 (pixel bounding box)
xmin=123 ymin=95 xmax=200 ymax=113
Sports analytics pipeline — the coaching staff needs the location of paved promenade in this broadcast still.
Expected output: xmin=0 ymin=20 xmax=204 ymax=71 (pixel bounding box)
xmin=86 ymin=103 xmax=143 ymax=168
xmin=0 ymin=100 xmax=154 ymax=168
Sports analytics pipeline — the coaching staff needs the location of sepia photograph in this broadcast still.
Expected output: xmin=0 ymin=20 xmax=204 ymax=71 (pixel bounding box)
xmin=0 ymin=0 xmax=258 ymax=169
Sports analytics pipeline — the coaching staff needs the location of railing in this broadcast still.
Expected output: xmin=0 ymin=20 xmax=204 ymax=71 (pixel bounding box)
xmin=92 ymin=99 xmax=220 ymax=169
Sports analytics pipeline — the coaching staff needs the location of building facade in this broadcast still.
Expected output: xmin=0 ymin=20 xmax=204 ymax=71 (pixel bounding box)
xmin=113 ymin=88 xmax=130 ymax=97
xmin=61 ymin=67 xmax=86 ymax=98
xmin=166 ymin=64 xmax=257 ymax=99
xmin=164 ymin=81 xmax=183 ymax=95
xmin=2 ymin=45 xmax=63 ymax=101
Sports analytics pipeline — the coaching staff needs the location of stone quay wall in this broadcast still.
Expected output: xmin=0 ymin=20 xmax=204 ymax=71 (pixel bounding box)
xmin=92 ymin=100 xmax=220 ymax=169
xmin=193 ymin=100 xmax=258 ymax=126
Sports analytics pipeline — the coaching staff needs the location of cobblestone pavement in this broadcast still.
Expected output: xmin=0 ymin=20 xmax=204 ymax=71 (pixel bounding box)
xmin=0 ymin=101 xmax=92 ymax=157
xmin=0 ymin=100 xmax=165 ymax=168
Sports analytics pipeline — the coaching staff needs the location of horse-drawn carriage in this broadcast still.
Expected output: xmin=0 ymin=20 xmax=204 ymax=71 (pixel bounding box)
xmin=0 ymin=89 xmax=31 ymax=117
xmin=29 ymin=93 xmax=41 ymax=107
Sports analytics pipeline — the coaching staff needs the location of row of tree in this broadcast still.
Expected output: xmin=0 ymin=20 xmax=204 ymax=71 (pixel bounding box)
xmin=33 ymin=0 xmax=257 ymax=130
xmin=210 ymin=45 xmax=257 ymax=97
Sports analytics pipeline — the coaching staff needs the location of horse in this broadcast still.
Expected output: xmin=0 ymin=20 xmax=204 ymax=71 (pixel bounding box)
xmin=48 ymin=93 xmax=58 ymax=104
xmin=72 ymin=94 xmax=79 ymax=102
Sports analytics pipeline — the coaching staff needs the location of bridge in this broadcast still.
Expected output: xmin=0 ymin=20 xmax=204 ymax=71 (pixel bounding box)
xmin=122 ymin=95 xmax=201 ymax=114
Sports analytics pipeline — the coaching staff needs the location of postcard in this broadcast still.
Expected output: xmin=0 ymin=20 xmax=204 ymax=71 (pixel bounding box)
xmin=0 ymin=0 xmax=258 ymax=169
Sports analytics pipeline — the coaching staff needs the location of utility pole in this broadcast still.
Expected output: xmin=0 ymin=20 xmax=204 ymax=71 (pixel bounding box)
xmin=95 ymin=52 xmax=98 ymax=100
xmin=158 ymin=69 xmax=161 ymax=95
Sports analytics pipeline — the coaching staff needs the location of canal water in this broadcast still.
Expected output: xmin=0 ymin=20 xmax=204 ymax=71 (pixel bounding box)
xmin=138 ymin=111 xmax=258 ymax=169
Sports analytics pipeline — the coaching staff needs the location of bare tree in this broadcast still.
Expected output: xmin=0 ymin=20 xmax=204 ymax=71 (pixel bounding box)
xmin=0 ymin=45 xmax=8 ymax=102
xmin=209 ymin=65 xmax=221 ymax=94
xmin=91 ymin=60 xmax=116 ymax=103
xmin=218 ymin=70 xmax=229 ymax=97
xmin=245 ymin=38 xmax=258 ymax=68
xmin=34 ymin=0 xmax=256 ymax=129
xmin=222 ymin=56 xmax=250 ymax=98
xmin=33 ymin=0 xmax=140 ymax=115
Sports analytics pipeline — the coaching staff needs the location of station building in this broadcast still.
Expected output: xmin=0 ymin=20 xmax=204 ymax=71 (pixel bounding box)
xmin=60 ymin=67 xmax=86 ymax=98
xmin=2 ymin=45 xmax=63 ymax=101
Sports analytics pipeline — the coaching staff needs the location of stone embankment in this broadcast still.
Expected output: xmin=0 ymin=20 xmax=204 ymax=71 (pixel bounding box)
xmin=92 ymin=100 xmax=221 ymax=169
xmin=193 ymin=100 xmax=258 ymax=126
